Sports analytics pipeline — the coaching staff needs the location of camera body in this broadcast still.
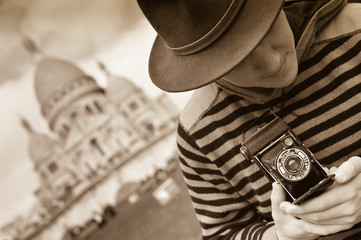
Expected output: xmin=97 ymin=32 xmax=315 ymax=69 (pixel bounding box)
xmin=240 ymin=116 xmax=334 ymax=204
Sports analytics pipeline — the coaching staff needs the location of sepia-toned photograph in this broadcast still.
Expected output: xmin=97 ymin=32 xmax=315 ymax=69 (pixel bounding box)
xmin=0 ymin=0 xmax=196 ymax=240
xmin=2 ymin=0 xmax=361 ymax=240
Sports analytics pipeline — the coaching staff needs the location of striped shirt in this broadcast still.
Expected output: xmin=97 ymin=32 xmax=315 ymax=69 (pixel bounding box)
xmin=177 ymin=2 xmax=361 ymax=239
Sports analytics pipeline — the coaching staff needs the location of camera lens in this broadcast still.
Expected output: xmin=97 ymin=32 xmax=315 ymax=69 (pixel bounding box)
xmin=286 ymin=158 xmax=302 ymax=172
xmin=289 ymin=160 xmax=299 ymax=169
xmin=277 ymin=148 xmax=311 ymax=182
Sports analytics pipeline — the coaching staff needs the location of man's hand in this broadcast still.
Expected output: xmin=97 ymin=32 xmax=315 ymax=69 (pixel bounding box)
xmin=280 ymin=156 xmax=361 ymax=235
xmin=271 ymin=182 xmax=320 ymax=240
xmin=334 ymin=156 xmax=361 ymax=184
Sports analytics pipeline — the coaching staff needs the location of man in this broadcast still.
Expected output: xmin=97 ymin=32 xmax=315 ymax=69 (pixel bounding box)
xmin=136 ymin=0 xmax=361 ymax=239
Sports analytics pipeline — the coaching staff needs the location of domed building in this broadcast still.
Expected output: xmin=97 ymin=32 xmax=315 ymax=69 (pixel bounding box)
xmin=26 ymin=56 xmax=179 ymax=212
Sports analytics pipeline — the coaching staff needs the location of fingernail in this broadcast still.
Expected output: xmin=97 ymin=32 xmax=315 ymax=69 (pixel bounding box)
xmin=335 ymin=169 xmax=346 ymax=182
xmin=280 ymin=202 xmax=297 ymax=214
xmin=286 ymin=205 xmax=297 ymax=215
xmin=280 ymin=203 xmax=287 ymax=212
xmin=280 ymin=202 xmax=290 ymax=212
xmin=287 ymin=208 xmax=295 ymax=215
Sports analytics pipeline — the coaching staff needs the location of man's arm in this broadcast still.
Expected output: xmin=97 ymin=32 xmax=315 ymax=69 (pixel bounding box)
xmin=280 ymin=156 xmax=361 ymax=236
xmin=177 ymin=123 xmax=275 ymax=240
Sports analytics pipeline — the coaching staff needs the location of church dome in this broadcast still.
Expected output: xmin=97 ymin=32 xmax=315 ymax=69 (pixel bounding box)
xmin=35 ymin=58 xmax=87 ymax=106
xmin=29 ymin=133 xmax=59 ymax=169
xmin=34 ymin=57 xmax=103 ymax=126
xmin=20 ymin=117 xmax=59 ymax=168
xmin=106 ymin=75 xmax=142 ymax=102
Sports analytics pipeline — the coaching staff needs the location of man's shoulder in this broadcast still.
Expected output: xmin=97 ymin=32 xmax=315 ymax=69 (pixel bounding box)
xmin=179 ymin=83 xmax=219 ymax=132
xmin=315 ymin=3 xmax=361 ymax=42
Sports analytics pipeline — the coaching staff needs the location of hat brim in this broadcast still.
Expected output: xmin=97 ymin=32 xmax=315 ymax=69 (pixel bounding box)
xmin=148 ymin=0 xmax=284 ymax=92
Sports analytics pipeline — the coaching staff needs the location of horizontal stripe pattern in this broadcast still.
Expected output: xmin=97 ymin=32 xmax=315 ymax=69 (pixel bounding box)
xmin=177 ymin=31 xmax=361 ymax=239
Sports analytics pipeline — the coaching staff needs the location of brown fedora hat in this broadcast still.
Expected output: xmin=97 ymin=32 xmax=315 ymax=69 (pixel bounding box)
xmin=137 ymin=0 xmax=284 ymax=92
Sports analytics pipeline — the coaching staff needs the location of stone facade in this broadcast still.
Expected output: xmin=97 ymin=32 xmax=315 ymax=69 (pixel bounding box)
xmin=18 ymin=56 xmax=179 ymax=240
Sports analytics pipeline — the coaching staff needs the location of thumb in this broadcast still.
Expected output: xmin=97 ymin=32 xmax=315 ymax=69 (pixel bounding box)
xmin=334 ymin=156 xmax=361 ymax=183
xmin=271 ymin=182 xmax=290 ymax=220
xmin=271 ymin=182 xmax=286 ymax=205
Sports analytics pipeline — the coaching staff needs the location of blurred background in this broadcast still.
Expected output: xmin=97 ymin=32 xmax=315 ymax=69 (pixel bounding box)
xmin=0 ymin=0 xmax=199 ymax=239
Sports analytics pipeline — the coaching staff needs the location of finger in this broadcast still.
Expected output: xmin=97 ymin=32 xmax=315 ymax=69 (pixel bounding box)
xmin=271 ymin=182 xmax=288 ymax=218
xmin=283 ymin=186 xmax=353 ymax=215
xmin=334 ymin=156 xmax=361 ymax=183
xmin=271 ymin=182 xmax=286 ymax=205
xmin=329 ymin=166 xmax=337 ymax=174
xmin=271 ymin=183 xmax=321 ymax=239
xmin=301 ymin=220 xmax=354 ymax=236
xmin=292 ymin=201 xmax=354 ymax=224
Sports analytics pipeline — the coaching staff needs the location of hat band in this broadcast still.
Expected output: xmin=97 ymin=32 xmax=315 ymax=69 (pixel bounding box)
xmin=166 ymin=0 xmax=245 ymax=56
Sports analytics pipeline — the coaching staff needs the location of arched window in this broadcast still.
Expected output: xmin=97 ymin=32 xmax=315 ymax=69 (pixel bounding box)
xmin=94 ymin=100 xmax=103 ymax=113
xmin=70 ymin=112 xmax=78 ymax=120
xmin=47 ymin=161 xmax=59 ymax=174
xmin=60 ymin=124 xmax=70 ymax=138
xmin=85 ymin=105 xmax=92 ymax=114
xmin=63 ymin=124 xmax=69 ymax=131
xmin=128 ymin=100 xmax=139 ymax=112
xmin=121 ymin=110 xmax=129 ymax=119
xmin=145 ymin=122 xmax=154 ymax=132
xmin=90 ymin=138 xmax=105 ymax=155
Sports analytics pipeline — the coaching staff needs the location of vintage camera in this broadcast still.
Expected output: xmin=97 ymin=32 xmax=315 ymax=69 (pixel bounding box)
xmin=240 ymin=115 xmax=334 ymax=204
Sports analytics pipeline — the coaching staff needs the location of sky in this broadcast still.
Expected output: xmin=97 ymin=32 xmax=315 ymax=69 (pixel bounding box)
xmin=0 ymin=0 xmax=193 ymax=227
